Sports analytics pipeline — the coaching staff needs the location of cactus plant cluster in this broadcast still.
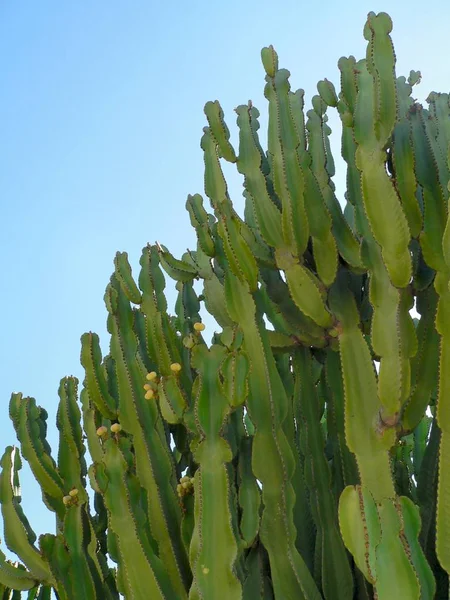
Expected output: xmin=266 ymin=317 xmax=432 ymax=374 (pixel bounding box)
xmin=1 ymin=10 xmax=450 ymax=599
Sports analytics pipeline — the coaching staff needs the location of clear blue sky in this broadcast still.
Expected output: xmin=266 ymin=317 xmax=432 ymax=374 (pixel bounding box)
xmin=1 ymin=0 xmax=449 ymax=561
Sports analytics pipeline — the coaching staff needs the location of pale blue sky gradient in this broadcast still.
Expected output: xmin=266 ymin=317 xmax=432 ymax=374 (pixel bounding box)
xmin=1 ymin=0 xmax=449 ymax=559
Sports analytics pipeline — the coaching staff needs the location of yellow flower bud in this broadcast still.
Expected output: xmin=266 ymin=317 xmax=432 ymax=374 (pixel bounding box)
xmin=143 ymin=383 xmax=151 ymax=390
xmin=68 ymin=488 xmax=79 ymax=498
xmin=145 ymin=389 xmax=154 ymax=400
xmin=170 ymin=363 xmax=182 ymax=373
xmin=63 ymin=495 xmax=72 ymax=506
xmin=96 ymin=426 xmax=108 ymax=437
xmin=194 ymin=322 xmax=205 ymax=332
xmin=111 ymin=423 xmax=122 ymax=433
xmin=146 ymin=371 xmax=157 ymax=381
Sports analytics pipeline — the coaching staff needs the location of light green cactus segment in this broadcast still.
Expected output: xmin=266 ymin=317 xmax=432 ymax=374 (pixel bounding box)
xmin=104 ymin=279 xmax=190 ymax=595
xmin=186 ymin=194 xmax=216 ymax=257
xmin=259 ymin=269 xmax=327 ymax=347
xmin=402 ymin=288 xmax=439 ymax=432
xmin=264 ymin=61 xmax=309 ymax=257
xmin=325 ymin=351 xmax=359 ymax=492
xmin=392 ymin=97 xmax=422 ymax=238
xmin=235 ymin=104 xmax=284 ymax=248
xmin=306 ymin=103 xmax=362 ymax=271
xmin=11 ymin=396 xmax=65 ymax=505
xmin=188 ymin=344 xmax=242 ymax=599
xmin=361 ymin=239 xmax=404 ymax=419
xmin=399 ymin=496 xmax=436 ymax=598
xmin=275 ymin=248 xmax=333 ymax=328
xmin=353 ymin=57 xmax=411 ymax=287
xmin=410 ymin=106 xmax=447 ymax=271
xmin=294 ymin=349 xmax=353 ymax=600
xmin=204 ymin=100 xmax=236 ymax=163
xmin=62 ymin=505 xmax=101 ymax=599
xmin=0 ymin=448 xmax=53 ymax=583
xmin=328 ymin=274 xmax=395 ymax=501
xmin=113 ymin=252 xmax=142 ymax=304
xmin=39 ymin=534 xmax=72 ymax=600
xmin=92 ymin=440 xmax=180 ymax=600
xmin=374 ymin=499 xmax=420 ymax=599
xmin=157 ymin=244 xmax=198 ymax=283
xmin=158 ymin=376 xmax=187 ymax=424
xmin=237 ymin=436 xmax=260 ymax=548
xmin=203 ymin=273 xmax=234 ymax=327
xmin=0 ymin=551 xmax=39 ymax=591
xmin=56 ymin=377 xmax=87 ymax=494
xmin=338 ymin=486 xmax=380 ymax=584
xmin=224 ymin=272 xmax=322 ymax=600
xmin=80 ymin=333 xmax=117 ymax=421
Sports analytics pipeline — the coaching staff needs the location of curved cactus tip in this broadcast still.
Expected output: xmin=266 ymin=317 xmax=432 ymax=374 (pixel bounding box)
xmin=317 ymin=78 xmax=338 ymax=107
xmin=261 ymin=45 xmax=278 ymax=77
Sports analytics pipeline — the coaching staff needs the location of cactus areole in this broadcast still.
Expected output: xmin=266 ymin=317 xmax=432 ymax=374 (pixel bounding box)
xmin=1 ymin=11 xmax=449 ymax=600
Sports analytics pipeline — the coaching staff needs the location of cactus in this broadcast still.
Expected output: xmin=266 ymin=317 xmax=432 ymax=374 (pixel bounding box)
xmin=1 ymin=10 xmax=450 ymax=599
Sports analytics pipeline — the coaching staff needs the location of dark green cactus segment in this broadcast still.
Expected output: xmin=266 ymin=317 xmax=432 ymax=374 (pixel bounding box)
xmin=237 ymin=436 xmax=260 ymax=548
xmin=56 ymin=377 xmax=87 ymax=494
xmin=9 ymin=396 xmax=65 ymax=517
xmin=392 ymin=94 xmax=422 ymax=238
xmin=80 ymin=333 xmax=117 ymax=421
xmin=113 ymin=252 xmax=141 ymax=304
xmin=38 ymin=535 xmax=71 ymax=600
xmin=410 ymin=105 xmax=447 ymax=271
xmin=0 ymin=448 xmax=53 ymax=583
xmin=235 ymin=104 xmax=284 ymax=248
xmin=306 ymin=104 xmax=362 ymax=271
xmin=402 ymin=287 xmax=439 ymax=433
xmin=186 ymin=194 xmax=216 ymax=257
xmin=264 ymin=62 xmax=309 ymax=257
xmin=294 ymin=349 xmax=354 ymax=599
xmin=325 ymin=351 xmax=359 ymax=495
xmin=204 ymin=100 xmax=236 ymax=162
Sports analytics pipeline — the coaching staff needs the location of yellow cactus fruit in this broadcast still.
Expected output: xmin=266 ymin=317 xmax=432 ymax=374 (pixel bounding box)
xmin=145 ymin=389 xmax=155 ymax=400
xmin=63 ymin=495 xmax=72 ymax=506
xmin=96 ymin=426 xmax=108 ymax=437
xmin=143 ymin=383 xmax=151 ymax=390
xmin=68 ymin=489 xmax=79 ymax=498
xmin=111 ymin=423 xmax=122 ymax=433
xmin=170 ymin=362 xmax=182 ymax=373
xmin=146 ymin=371 xmax=157 ymax=381
xmin=193 ymin=322 xmax=205 ymax=332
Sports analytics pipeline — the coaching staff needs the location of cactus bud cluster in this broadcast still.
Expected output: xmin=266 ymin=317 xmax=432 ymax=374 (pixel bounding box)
xmin=176 ymin=475 xmax=195 ymax=498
